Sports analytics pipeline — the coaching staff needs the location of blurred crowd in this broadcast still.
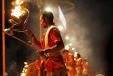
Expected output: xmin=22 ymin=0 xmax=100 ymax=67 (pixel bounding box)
xmin=62 ymin=50 xmax=90 ymax=76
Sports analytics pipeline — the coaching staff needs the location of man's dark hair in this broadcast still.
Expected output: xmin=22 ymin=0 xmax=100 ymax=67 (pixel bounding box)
xmin=42 ymin=11 xmax=54 ymax=23
xmin=63 ymin=50 xmax=69 ymax=53
xmin=77 ymin=53 xmax=81 ymax=58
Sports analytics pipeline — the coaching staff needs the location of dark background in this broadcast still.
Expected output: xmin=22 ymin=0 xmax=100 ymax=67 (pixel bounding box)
xmin=4 ymin=0 xmax=113 ymax=76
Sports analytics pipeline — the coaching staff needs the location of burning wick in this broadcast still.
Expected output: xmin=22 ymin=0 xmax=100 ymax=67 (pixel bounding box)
xmin=11 ymin=6 xmax=25 ymax=18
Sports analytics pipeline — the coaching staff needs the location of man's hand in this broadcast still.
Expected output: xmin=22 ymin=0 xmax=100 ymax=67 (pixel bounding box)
xmin=36 ymin=49 xmax=51 ymax=55
xmin=44 ymin=49 xmax=52 ymax=53
xmin=24 ymin=29 xmax=33 ymax=36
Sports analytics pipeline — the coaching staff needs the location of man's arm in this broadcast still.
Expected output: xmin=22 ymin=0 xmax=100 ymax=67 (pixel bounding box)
xmin=24 ymin=29 xmax=42 ymax=48
xmin=31 ymin=34 xmax=42 ymax=48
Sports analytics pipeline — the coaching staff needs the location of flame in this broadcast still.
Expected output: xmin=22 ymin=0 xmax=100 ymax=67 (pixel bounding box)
xmin=11 ymin=6 xmax=25 ymax=18
xmin=20 ymin=62 xmax=28 ymax=76
xmin=16 ymin=0 xmax=24 ymax=5
xmin=72 ymin=48 xmax=75 ymax=50
xmin=69 ymin=43 xmax=72 ymax=46
xmin=11 ymin=0 xmax=26 ymax=18
xmin=74 ymin=52 xmax=78 ymax=57
xmin=65 ymin=36 xmax=69 ymax=40
xmin=65 ymin=45 xmax=70 ymax=50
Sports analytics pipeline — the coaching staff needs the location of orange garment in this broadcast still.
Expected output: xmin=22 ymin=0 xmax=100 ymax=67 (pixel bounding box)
xmin=76 ymin=58 xmax=83 ymax=74
xmin=83 ymin=61 xmax=89 ymax=76
xmin=45 ymin=55 xmax=65 ymax=72
xmin=65 ymin=53 xmax=76 ymax=75
xmin=68 ymin=69 xmax=76 ymax=75
xmin=39 ymin=27 xmax=61 ymax=50
xmin=66 ymin=53 xmax=75 ymax=68
xmin=35 ymin=59 xmax=45 ymax=70
xmin=35 ymin=26 xmax=66 ymax=73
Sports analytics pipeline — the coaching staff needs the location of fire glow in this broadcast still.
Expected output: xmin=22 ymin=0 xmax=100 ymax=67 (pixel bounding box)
xmin=15 ymin=0 xmax=23 ymax=5
xmin=11 ymin=6 xmax=25 ymax=18
xmin=11 ymin=0 xmax=26 ymax=18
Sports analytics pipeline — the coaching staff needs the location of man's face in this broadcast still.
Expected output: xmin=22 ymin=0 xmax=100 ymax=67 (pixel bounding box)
xmin=40 ymin=15 xmax=47 ymax=28
xmin=63 ymin=51 xmax=68 ymax=57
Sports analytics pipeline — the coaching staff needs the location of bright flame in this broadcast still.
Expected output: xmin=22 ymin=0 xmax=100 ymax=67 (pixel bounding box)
xmin=72 ymin=48 xmax=75 ymax=50
xmin=74 ymin=51 xmax=78 ymax=57
xmin=20 ymin=62 xmax=28 ymax=76
xmin=11 ymin=0 xmax=27 ymax=18
xmin=24 ymin=62 xmax=27 ymax=65
xmin=69 ymin=43 xmax=72 ymax=46
xmin=16 ymin=0 xmax=23 ymax=5
xmin=65 ymin=45 xmax=70 ymax=50
xmin=65 ymin=36 xmax=69 ymax=40
xmin=11 ymin=6 xmax=25 ymax=18
xmin=20 ymin=73 xmax=26 ymax=76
